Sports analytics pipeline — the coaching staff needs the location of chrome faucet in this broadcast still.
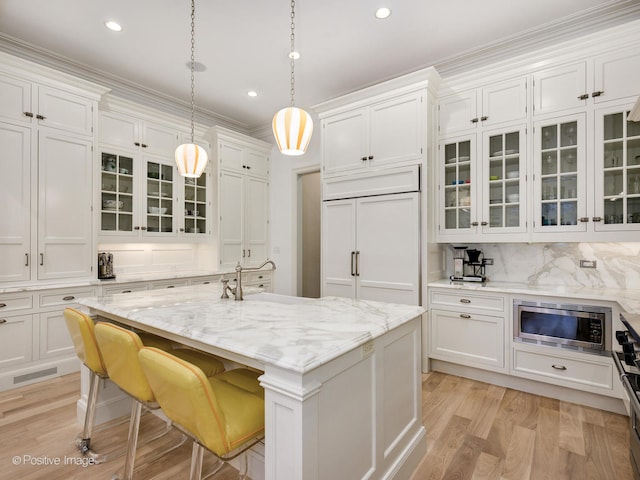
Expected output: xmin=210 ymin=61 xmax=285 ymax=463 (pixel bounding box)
xmin=221 ymin=259 xmax=276 ymax=301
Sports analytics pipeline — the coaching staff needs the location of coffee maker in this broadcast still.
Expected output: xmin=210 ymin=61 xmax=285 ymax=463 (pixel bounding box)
xmin=450 ymin=246 xmax=487 ymax=282
xmin=98 ymin=252 xmax=115 ymax=280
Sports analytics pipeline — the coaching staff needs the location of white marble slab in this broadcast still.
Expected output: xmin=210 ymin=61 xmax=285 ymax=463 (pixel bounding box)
xmin=77 ymin=285 xmax=425 ymax=374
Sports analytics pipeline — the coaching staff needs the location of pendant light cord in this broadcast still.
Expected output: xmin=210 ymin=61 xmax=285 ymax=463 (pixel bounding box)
xmin=290 ymin=0 xmax=296 ymax=107
xmin=189 ymin=0 xmax=196 ymax=143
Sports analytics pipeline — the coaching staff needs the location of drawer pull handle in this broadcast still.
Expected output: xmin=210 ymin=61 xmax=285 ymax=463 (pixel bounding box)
xmin=577 ymin=93 xmax=589 ymax=100
xmin=460 ymin=298 xmax=471 ymax=304
xmin=0 ymin=303 xmax=6 ymax=308
xmin=166 ymin=285 xmax=175 ymax=288
xmin=460 ymin=313 xmax=471 ymax=319
xmin=0 ymin=319 xmax=6 ymax=324
xmin=203 ymin=281 xmax=210 ymax=285
xmin=122 ymin=290 xmax=132 ymax=294
xmin=551 ymin=364 xmax=567 ymax=371
xmin=62 ymin=296 xmax=75 ymax=301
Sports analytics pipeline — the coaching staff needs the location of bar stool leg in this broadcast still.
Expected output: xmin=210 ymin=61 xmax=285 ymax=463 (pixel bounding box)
xmin=189 ymin=443 xmax=204 ymax=480
xmin=122 ymin=401 xmax=143 ymax=480
xmin=75 ymin=370 xmax=106 ymax=463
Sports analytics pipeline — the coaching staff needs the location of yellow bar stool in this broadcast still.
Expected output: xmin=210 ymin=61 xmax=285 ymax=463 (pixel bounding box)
xmin=138 ymin=346 xmax=265 ymax=480
xmin=63 ymin=307 xmax=110 ymax=461
xmin=94 ymin=322 xmax=225 ymax=480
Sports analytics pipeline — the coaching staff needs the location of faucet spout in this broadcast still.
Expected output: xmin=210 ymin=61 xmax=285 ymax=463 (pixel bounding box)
xmin=230 ymin=260 xmax=276 ymax=301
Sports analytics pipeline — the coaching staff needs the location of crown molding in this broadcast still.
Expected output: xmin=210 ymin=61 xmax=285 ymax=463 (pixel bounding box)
xmin=0 ymin=32 xmax=250 ymax=134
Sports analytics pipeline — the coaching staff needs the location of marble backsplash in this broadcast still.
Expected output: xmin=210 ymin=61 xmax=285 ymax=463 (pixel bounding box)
xmin=445 ymin=243 xmax=640 ymax=290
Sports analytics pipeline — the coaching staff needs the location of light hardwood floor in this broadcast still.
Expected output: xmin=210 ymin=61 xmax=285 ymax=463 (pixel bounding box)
xmin=0 ymin=371 xmax=634 ymax=479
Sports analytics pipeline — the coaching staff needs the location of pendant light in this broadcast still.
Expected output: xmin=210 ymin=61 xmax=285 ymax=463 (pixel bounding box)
xmin=272 ymin=0 xmax=313 ymax=156
xmin=175 ymin=0 xmax=208 ymax=178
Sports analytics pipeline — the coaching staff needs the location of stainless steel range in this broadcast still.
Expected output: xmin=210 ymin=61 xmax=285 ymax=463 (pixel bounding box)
xmin=613 ymin=311 xmax=640 ymax=480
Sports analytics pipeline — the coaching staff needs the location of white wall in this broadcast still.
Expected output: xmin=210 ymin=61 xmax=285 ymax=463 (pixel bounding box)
xmin=260 ymin=125 xmax=321 ymax=295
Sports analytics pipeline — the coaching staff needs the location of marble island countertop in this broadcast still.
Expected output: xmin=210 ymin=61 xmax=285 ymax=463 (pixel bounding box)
xmin=428 ymin=279 xmax=640 ymax=315
xmin=77 ymin=285 xmax=425 ymax=374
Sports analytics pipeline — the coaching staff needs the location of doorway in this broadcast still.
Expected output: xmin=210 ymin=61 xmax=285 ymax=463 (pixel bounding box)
xmin=296 ymin=170 xmax=321 ymax=298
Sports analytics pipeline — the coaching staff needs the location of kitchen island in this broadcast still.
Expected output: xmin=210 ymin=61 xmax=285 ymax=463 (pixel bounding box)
xmin=78 ymin=285 xmax=426 ymax=480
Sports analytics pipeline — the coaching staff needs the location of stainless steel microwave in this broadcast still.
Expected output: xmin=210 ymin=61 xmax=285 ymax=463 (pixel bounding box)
xmin=513 ymin=299 xmax=611 ymax=353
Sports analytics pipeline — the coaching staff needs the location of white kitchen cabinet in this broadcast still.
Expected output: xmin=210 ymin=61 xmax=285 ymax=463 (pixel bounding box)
xmin=99 ymin=110 xmax=178 ymax=157
xmin=322 ymin=192 xmax=420 ymax=305
xmin=214 ymin=127 xmax=271 ymax=269
xmin=592 ymin=48 xmax=640 ymax=105
xmin=438 ymin=77 xmax=527 ymax=136
xmin=0 ymin=73 xmax=94 ymax=136
xmin=531 ymin=113 xmax=588 ymax=239
xmin=321 ymin=91 xmax=425 ymax=176
xmin=437 ymin=124 xmax=527 ymax=242
xmin=532 ymin=63 xmax=588 ymax=117
xmin=592 ymin=105 xmax=640 ymax=235
xmin=428 ymin=288 xmax=507 ymax=373
xmin=0 ymin=313 xmax=33 ymax=369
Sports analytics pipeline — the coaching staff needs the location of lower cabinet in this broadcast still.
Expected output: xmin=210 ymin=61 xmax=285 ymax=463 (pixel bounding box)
xmin=0 ymin=286 xmax=95 ymax=391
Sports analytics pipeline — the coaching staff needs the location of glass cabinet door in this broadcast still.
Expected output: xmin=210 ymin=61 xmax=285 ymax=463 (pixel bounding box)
xmin=100 ymin=152 xmax=135 ymax=234
xmin=145 ymin=160 xmax=174 ymax=234
xmin=595 ymin=109 xmax=640 ymax=230
xmin=184 ymin=173 xmax=207 ymax=235
xmin=533 ymin=114 xmax=586 ymax=233
xmin=441 ymin=136 xmax=476 ymax=235
xmin=482 ymin=128 xmax=526 ymax=233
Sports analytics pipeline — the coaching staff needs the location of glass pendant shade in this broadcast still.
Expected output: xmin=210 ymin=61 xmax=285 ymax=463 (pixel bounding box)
xmin=272 ymin=106 xmax=314 ymax=156
xmin=175 ymin=143 xmax=208 ymax=178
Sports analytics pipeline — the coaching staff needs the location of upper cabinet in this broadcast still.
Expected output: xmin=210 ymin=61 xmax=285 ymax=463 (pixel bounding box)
xmin=321 ymin=90 xmax=426 ymax=176
xmin=99 ymin=110 xmax=178 ymax=157
xmin=0 ymin=54 xmax=107 ymax=284
xmin=439 ymin=77 xmax=528 ymax=137
xmin=0 ymin=73 xmax=94 ymax=137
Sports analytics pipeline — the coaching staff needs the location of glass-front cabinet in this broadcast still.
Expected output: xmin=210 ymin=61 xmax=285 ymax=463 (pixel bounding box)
xmin=99 ymin=149 xmax=209 ymax=238
xmin=594 ymin=107 xmax=640 ymax=232
xmin=441 ymin=135 xmax=476 ymax=237
xmin=533 ymin=114 xmax=587 ymax=235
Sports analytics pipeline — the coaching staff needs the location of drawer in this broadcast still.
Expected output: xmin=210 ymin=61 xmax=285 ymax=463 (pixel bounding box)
xmin=512 ymin=347 xmax=613 ymax=391
xmin=189 ymin=275 xmax=221 ymax=286
xmin=0 ymin=292 xmax=34 ymax=313
xmin=102 ymin=282 xmax=148 ymax=295
xmin=244 ymin=271 xmax=271 ymax=284
xmin=39 ymin=287 xmax=96 ymax=308
xmin=149 ymin=279 xmax=189 ymax=290
xmin=430 ymin=289 xmax=505 ymax=312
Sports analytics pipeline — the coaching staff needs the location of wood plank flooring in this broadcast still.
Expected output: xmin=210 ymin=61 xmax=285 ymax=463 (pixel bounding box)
xmin=0 ymin=371 xmax=634 ymax=479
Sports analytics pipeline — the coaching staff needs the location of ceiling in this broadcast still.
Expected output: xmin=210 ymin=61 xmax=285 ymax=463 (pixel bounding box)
xmin=1 ymin=0 xmax=639 ymax=133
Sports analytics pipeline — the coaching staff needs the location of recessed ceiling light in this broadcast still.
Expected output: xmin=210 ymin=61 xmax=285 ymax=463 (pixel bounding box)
xmin=288 ymin=51 xmax=301 ymax=60
xmin=247 ymin=91 xmax=258 ymax=97
xmin=375 ymin=7 xmax=391 ymax=19
xmin=105 ymin=20 xmax=123 ymax=32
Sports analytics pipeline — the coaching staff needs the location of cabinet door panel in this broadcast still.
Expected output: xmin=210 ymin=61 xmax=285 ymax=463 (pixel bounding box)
xmin=0 ymin=74 xmax=32 ymax=124
xmin=99 ymin=111 xmax=138 ymax=149
xmin=438 ymin=90 xmax=477 ymax=136
xmin=219 ymin=141 xmax=244 ymax=172
xmin=244 ymin=177 xmax=269 ymax=266
xmin=37 ymin=86 xmax=93 ymax=136
xmin=369 ymin=93 xmax=422 ymax=166
xmin=482 ymin=78 xmax=527 ymax=127
xmin=39 ymin=309 xmax=74 ymax=359
xmin=0 ymin=314 xmax=33 ymax=368
xmin=37 ymin=130 xmax=93 ymax=280
xmin=0 ymin=122 xmax=31 ymax=282
xmin=322 ymin=199 xmax=356 ymax=298
xmin=356 ymin=193 xmax=419 ymax=305
xmin=142 ymin=122 xmax=178 ymax=157
xmin=246 ymin=149 xmax=269 ymax=178
xmin=322 ymin=109 xmax=367 ymax=175
xmin=533 ymin=63 xmax=587 ymax=116
xmin=219 ymin=171 xmax=244 ymax=268
xmin=593 ymin=49 xmax=640 ymax=104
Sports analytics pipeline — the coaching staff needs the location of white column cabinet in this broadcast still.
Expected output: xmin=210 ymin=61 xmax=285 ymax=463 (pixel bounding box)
xmin=214 ymin=127 xmax=271 ymax=269
xmin=322 ymin=91 xmax=425 ymax=176
xmin=322 ymin=193 xmax=420 ymax=305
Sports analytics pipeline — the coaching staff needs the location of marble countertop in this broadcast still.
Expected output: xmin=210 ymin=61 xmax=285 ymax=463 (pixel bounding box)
xmin=77 ymin=285 xmax=425 ymax=374
xmin=428 ymin=279 xmax=640 ymax=315
xmin=0 ymin=268 xmax=267 ymax=294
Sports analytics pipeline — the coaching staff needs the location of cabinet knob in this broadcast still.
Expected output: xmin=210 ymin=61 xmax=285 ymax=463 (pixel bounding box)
xmin=480 ymin=116 xmax=488 ymax=121
xmin=591 ymin=91 xmax=603 ymax=98
xmin=246 ymin=165 xmax=251 ymax=170
xmin=361 ymin=156 xmax=368 ymax=161
xmin=134 ymin=142 xmax=140 ymax=146
xmin=134 ymin=226 xmax=140 ymax=230
xmin=471 ymin=221 xmax=479 ymax=226
xmin=368 ymin=155 xmax=374 ymax=160
xmin=459 ymin=298 xmax=471 ymax=304
xmin=459 ymin=313 xmax=471 ymax=319
xmin=592 ymin=216 xmax=602 ymax=222
xmin=23 ymin=111 xmax=34 ymax=118
xmin=179 ymin=228 xmax=185 ymax=232
xmin=0 ymin=319 xmax=7 ymax=324
xmin=40 ymin=253 xmax=44 ymax=266
xmin=141 ymin=143 xmax=148 ymax=148
xmin=141 ymin=226 xmax=147 ymax=230
xmin=242 ymin=165 xmax=247 ymax=168
xmin=471 ymin=118 xmax=479 ymax=123
xmin=62 ymin=296 xmax=75 ymax=301
xmin=25 ymin=253 xmax=29 ymax=266
xmin=577 ymin=94 xmax=589 ymax=100
xmin=480 ymin=221 xmax=488 ymax=226
xmin=578 ymin=217 xmax=589 ymax=223
xmin=36 ymin=114 xmax=46 ymax=120
xmin=0 ymin=303 xmax=6 ymax=308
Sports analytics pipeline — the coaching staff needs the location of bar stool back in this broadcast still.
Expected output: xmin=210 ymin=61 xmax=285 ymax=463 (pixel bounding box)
xmin=139 ymin=346 xmax=265 ymax=480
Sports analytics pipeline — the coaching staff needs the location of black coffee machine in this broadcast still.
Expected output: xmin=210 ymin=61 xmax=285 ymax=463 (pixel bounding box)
xmin=450 ymin=246 xmax=487 ymax=282
xmin=98 ymin=252 xmax=116 ymax=280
